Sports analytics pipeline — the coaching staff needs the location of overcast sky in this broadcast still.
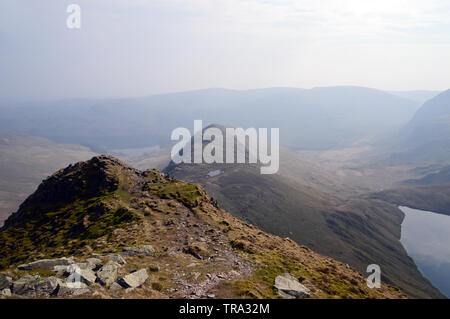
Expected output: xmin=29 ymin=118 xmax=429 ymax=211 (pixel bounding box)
xmin=1 ymin=0 xmax=450 ymax=100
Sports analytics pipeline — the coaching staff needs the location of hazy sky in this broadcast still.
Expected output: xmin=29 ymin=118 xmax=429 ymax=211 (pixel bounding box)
xmin=1 ymin=0 xmax=450 ymax=99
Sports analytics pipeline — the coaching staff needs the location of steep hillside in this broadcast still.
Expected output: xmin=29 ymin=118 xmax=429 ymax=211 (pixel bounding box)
xmin=0 ymin=133 xmax=96 ymax=224
xmin=0 ymin=156 xmax=407 ymax=299
xmin=165 ymin=161 xmax=443 ymax=299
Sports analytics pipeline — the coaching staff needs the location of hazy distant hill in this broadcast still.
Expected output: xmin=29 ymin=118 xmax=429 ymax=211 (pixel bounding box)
xmin=389 ymin=89 xmax=450 ymax=163
xmin=0 ymin=133 xmax=95 ymax=224
xmin=0 ymin=86 xmax=420 ymax=151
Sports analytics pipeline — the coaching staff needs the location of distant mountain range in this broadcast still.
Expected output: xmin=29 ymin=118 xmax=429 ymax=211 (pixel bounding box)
xmin=0 ymin=86 xmax=422 ymax=151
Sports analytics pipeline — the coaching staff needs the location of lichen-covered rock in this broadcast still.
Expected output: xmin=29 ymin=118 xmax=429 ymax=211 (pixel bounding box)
xmin=274 ymin=273 xmax=310 ymax=299
xmin=97 ymin=263 xmax=119 ymax=286
xmin=53 ymin=265 xmax=69 ymax=276
xmin=67 ymin=266 xmax=97 ymax=286
xmin=118 ymin=269 xmax=148 ymax=288
xmin=73 ymin=259 xmax=102 ymax=271
xmin=86 ymin=258 xmax=102 ymax=270
xmin=12 ymin=275 xmax=40 ymax=296
xmin=34 ymin=276 xmax=62 ymax=297
xmin=56 ymin=282 xmax=90 ymax=297
xmin=0 ymin=275 xmax=12 ymax=290
xmin=17 ymin=257 xmax=74 ymax=271
xmin=121 ymin=245 xmax=155 ymax=256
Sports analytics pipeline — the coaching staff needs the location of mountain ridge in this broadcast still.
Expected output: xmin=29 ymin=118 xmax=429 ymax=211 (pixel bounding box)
xmin=0 ymin=155 xmax=408 ymax=299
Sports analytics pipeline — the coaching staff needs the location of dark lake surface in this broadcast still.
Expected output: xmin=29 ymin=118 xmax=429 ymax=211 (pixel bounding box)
xmin=399 ymin=206 xmax=450 ymax=298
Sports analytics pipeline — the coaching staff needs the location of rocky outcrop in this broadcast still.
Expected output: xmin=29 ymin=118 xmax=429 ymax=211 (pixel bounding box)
xmin=274 ymin=273 xmax=311 ymax=299
xmin=118 ymin=269 xmax=148 ymax=288
xmin=2 ymin=253 xmax=152 ymax=298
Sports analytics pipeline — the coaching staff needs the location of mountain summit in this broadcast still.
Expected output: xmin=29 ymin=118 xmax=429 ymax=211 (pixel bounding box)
xmin=0 ymin=156 xmax=406 ymax=299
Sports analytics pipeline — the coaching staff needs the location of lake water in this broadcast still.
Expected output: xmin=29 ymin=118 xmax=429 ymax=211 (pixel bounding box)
xmin=399 ymin=206 xmax=450 ymax=298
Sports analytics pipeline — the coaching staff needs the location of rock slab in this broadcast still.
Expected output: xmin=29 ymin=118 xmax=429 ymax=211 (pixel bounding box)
xmin=118 ymin=269 xmax=148 ymax=288
xmin=17 ymin=257 xmax=74 ymax=270
xmin=274 ymin=273 xmax=311 ymax=299
xmin=97 ymin=263 xmax=119 ymax=286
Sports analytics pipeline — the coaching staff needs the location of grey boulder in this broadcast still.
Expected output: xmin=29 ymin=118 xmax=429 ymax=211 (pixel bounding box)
xmin=118 ymin=269 xmax=148 ymax=288
xmin=274 ymin=273 xmax=311 ymax=299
